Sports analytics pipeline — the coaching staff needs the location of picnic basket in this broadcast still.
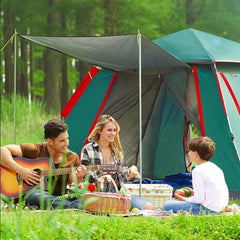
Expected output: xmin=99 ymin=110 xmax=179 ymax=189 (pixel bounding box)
xmin=125 ymin=184 xmax=173 ymax=209
xmin=84 ymin=175 xmax=131 ymax=214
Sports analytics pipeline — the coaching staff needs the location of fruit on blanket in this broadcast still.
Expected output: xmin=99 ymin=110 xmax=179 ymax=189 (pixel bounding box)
xmin=183 ymin=188 xmax=191 ymax=197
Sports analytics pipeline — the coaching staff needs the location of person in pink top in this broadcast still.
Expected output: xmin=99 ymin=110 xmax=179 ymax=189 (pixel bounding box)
xmin=163 ymin=136 xmax=229 ymax=214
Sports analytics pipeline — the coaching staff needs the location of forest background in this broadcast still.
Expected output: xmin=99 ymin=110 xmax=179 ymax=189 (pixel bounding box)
xmin=1 ymin=0 xmax=240 ymax=114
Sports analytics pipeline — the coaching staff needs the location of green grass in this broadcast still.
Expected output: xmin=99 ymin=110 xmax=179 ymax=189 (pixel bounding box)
xmin=1 ymin=209 xmax=240 ymax=239
xmin=1 ymin=95 xmax=56 ymax=145
xmin=1 ymin=95 xmax=240 ymax=239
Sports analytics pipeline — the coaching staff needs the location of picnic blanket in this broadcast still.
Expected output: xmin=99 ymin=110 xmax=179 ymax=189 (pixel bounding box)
xmin=135 ymin=173 xmax=192 ymax=188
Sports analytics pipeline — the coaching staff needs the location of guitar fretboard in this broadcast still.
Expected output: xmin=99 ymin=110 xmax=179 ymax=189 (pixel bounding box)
xmin=41 ymin=164 xmax=118 ymax=177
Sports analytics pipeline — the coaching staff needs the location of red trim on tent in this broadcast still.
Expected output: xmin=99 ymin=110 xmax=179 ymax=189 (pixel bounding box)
xmin=83 ymin=71 xmax=118 ymax=147
xmin=61 ymin=66 xmax=100 ymax=119
xmin=192 ymin=66 xmax=205 ymax=136
xmin=214 ymin=69 xmax=228 ymax=117
xmin=220 ymin=72 xmax=240 ymax=115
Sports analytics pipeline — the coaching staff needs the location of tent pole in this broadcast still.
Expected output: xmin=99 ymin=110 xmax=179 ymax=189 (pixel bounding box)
xmin=138 ymin=30 xmax=142 ymax=197
xmin=13 ymin=29 xmax=17 ymax=144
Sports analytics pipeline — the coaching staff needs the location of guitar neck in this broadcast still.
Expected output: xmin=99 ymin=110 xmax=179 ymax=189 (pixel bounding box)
xmin=41 ymin=164 xmax=117 ymax=177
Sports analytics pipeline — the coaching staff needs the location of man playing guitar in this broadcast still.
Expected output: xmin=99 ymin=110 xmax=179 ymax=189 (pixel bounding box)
xmin=1 ymin=119 xmax=87 ymax=209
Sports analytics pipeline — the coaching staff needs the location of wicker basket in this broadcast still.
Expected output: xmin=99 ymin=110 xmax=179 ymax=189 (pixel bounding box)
xmin=125 ymin=184 xmax=173 ymax=209
xmin=84 ymin=175 xmax=131 ymax=214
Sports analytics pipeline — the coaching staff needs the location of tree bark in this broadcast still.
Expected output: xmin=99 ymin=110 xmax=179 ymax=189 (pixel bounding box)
xmin=29 ymin=43 xmax=34 ymax=99
xmin=44 ymin=0 xmax=61 ymax=113
xmin=19 ymin=39 xmax=28 ymax=97
xmin=61 ymin=56 xmax=69 ymax=109
xmin=186 ymin=0 xmax=196 ymax=24
xmin=3 ymin=2 xmax=14 ymax=95
xmin=60 ymin=12 xmax=69 ymax=109
xmin=104 ymin=0 xmax=117 ymax=35
xmin=43 ymin=49 xmax=61 ymax=113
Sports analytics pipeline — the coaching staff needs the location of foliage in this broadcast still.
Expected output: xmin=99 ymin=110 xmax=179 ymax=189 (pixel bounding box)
xmin=1 ymin=95 xmax=55 ymax=145
xmin=1 ymin=0 xmax=240 ymax=110
xmin=1 ymin=209 xmax=240 ymax=239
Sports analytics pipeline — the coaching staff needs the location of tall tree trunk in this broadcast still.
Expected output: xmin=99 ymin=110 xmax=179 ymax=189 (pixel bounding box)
xmin=76 ymin=61 xmax=92 ymax=85
xmin=186 ymin=0 xmax=196 ymax=24
xmin=29 ymin=42 xmax=34 ymax=99
xmin=44 ymin=49 xmax=61 ymax=113
xmin=60 ymin=12 xmax=69 ymax=109
xmin=61 ymin=56 xmax=69 ymax=109
xmin=74 ymin=2 xmax=95 ymax=84
xmin=19 ymin=39 xmax=28 ymax=97
xmin=104 ymin=0 xmax=117 ymax=35
xmin=3 ymin=2 xmax=14 ymax=95
xmin=44 ymin=0 xmax=61 ymax=113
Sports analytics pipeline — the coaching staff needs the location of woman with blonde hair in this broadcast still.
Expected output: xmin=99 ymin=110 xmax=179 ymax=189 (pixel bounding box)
xmin=80 ymin=114 xmax=154 ymax=210
xmin=87 ymin=115 xmax=123 ymax=163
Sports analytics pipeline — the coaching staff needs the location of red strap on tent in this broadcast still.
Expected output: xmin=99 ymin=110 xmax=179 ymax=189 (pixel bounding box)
xmin=192 ymin=66 xmax=205 ymax=136
xmin=220 ymin=72 xmax=240 ymax=115
xmin=214 ymin=69 xmax=228 ymax=117
xmin=61 ymin=66 xmax=100 ymax=119
xmin=82 ymin=72 xmax=118 ymax=147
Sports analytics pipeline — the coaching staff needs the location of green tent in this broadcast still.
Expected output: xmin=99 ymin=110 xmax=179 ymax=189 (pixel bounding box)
xmin=19 ymin=33 xmax=195 ymax=184
xmin=154 ymin=29 xmax=240 ymax=196
xmin=19 ymin=29 xmax=240 ymax=198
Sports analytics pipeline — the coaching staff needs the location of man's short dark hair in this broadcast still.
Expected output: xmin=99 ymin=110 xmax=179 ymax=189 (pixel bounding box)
xmin=44 ymin=119 xmax=68 ymax=139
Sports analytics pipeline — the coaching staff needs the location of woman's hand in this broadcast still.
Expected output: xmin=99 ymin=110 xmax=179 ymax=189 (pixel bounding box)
xmin=127 ymin=165 xmax=139 ymax=181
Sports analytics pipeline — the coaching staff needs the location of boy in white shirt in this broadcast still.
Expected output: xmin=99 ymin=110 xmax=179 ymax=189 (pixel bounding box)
xmin=163 ymin=136 xmax=229 ymax=214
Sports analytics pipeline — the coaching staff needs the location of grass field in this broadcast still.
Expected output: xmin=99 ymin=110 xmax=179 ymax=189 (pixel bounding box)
xmin=1 ymin=208 xmax=240 ymax=239
xmin=1 ymin=95 xmax=240 ymax=239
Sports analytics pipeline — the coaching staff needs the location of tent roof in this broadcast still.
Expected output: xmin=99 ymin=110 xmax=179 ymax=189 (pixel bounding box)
xmin=153 ymin=28 xmax=240 ymax=63
xmin=19 ymin=33 xmax=190 ymax=73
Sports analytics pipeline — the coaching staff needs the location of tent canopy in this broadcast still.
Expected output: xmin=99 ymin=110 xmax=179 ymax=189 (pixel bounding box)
xmin=20 ymin=33 xmax=189 ymax=73
xmin=19 ymin=32 xmax=199 ymax=130
xmin=153 ymin=28 xmax=240 ymax=63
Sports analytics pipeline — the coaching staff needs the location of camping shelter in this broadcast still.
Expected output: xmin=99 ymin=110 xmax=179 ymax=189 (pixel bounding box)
xmin=154 ymin=29 xmax=240 ymax=196
xmin=18 ymin=33 xmax=198 ymax=184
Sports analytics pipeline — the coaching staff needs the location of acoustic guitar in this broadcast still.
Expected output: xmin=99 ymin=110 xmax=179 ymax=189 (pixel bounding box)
xmin=0 ymin=157 xmax=118 ymax=200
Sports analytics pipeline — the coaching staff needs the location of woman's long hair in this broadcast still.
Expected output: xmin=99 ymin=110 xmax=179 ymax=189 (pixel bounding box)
xmin=88 ymin=115 xmax=123 ymax=161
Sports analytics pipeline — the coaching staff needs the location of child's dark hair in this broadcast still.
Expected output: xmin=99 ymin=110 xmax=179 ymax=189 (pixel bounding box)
xmin=189 ymin=136 xmax=215 ymax=160
xmin=44 ymin=119 xmax=68 ymax=140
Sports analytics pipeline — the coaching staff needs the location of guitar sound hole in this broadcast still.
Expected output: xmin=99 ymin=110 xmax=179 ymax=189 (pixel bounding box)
xmin=34 ymin=169 xmax=42 ymax=177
